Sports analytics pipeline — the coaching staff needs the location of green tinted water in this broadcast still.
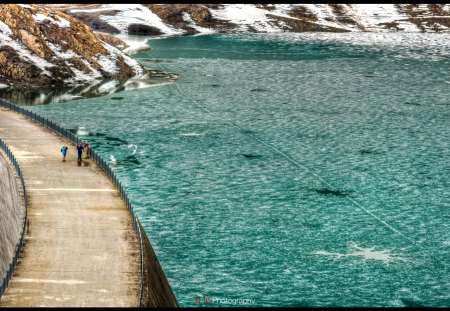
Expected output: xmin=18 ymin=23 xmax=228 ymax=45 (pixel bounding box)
xmin=26 ymin=33 xmax=449 ymax=307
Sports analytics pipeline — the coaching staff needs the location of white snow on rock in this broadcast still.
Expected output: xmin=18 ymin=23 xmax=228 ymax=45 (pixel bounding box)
xmin=122 ymin=41 xmax=151 ymax=54
xmin=209 ymin=4 xmax=285 ymax=33
xmin=349 ymin=4 xmax=419 ymax=32
xmin=0 ymin=29 xmax=53 ymax=76
xmin=67 ymin=4 xmax=450 ymax=35
xmin=76 ymin=4 xmax=184 ymax=36
xmin=99 ymin=41 xmax=145 ymax=77
xmin=115 ymin=35 xmax=151 ymax=54
xmin=69 ymin=5 xmax=118 ymax=13
xmin=299 ymin=4 xmax=353 ymax=30
xmin=17 ymin=4 xmax=33 ymax=10
xmin=68 ymin=65 xmax=100 ymax=84
xmin=94 ymin=53 xmax=119 ymax=75
xmin=0 ymin=20 xmax=12 ymax=35
xmin=97 ymin=80 xmax=119 ymax=94
xmin=46 ymin=41 xmax=78 ymax=59
xmin=32 ymin=13 xmax=71 ymax=28
xmin=181 ymin=12 xmax=215 ymax=34
xmin=44 ymin=41 xmax=110 ymax=84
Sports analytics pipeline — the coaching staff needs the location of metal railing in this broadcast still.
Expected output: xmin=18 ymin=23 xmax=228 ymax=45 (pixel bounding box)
xmin=0 ymin=99 xmax=144 ymax=306
xmin=0 ymin=138 xmax=27 ymax=300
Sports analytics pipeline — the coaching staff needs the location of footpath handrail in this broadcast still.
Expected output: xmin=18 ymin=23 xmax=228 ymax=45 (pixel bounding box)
xmin=0 ymin=99 xmax=145 ymax=306
xmin=0 ymin=138 xmax=27 ymax=300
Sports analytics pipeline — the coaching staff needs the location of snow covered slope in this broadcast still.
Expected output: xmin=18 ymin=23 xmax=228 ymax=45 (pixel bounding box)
xmin=54 ymin=4 xmax=450 ymax=35
xmin=0 ymin=4 xmax=144 ymax=88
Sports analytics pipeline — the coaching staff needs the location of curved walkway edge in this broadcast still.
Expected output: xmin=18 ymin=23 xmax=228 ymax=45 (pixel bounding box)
xmin=0 ymin=102 xmax=178 ymax=307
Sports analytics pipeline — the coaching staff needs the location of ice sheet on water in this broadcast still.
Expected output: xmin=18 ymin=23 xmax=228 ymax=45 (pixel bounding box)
xmin=310 ymin=242 xmax=408 ymax=264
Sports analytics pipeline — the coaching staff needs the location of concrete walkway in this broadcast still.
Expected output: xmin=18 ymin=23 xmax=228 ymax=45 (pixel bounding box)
xmin=0 ymin=108 xmax=140 ymax=307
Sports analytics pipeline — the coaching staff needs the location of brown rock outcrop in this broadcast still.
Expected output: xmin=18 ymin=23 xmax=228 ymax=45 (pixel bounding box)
xmin=128 ymin=24 xmax=163 ymax=35
xmin=146 ymin=4 xmax=237 ymax=33
xmin=95 ymin=31 xmax=129 ymax=50
xmin=0 ymin=4 xmax=144 ymax=88
xmin=67 ymin=10 xmax=121 ymax=34
xmin=0 ymin=46 xmax=49 ymax=85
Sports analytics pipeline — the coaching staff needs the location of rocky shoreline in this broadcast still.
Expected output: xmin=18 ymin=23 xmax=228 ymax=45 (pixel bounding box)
xmin=1 ymin=4 xmax=449 ymax=90
xmin=52 ymin=4 xmax=450 ymax=35
xmin=0 ymin=68 xmax=179 ymax=105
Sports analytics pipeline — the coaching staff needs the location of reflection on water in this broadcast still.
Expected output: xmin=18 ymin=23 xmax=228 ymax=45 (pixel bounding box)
xmin=0 ymin=69 xmax=178 ymax=106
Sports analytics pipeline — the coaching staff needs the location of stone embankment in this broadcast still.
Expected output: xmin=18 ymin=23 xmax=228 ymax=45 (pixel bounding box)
xmin=0 ymin=147 xmax=25 ymax=285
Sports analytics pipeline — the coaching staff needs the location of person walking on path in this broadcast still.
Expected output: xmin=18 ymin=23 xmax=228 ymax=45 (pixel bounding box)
xmin=76 ymin=143 xmax=84 ymax=163
xmin=84 ymin=142 xmax=90 ymax=159
xmin=61 ymin=145 xmax=68 ymax=162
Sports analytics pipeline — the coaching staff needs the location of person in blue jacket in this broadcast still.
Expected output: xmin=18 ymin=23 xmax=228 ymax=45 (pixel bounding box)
xmin=61 ymin=145 xmax=68 ymax=162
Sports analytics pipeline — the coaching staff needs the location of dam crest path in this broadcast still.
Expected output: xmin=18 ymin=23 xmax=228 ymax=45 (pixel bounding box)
xmin=0 ymin=107 xmax=141 ymax=307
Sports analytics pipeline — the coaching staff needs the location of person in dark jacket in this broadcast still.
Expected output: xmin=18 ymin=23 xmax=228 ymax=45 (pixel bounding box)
xmin=76 ymin=143 xmax=84 ymax=163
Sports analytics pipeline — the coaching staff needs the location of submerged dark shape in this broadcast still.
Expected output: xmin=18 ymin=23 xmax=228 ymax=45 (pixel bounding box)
xmin=122 ymin=155 xmax=140 ymax=165
xmin=111 ymin=97 xmax=124 ymax=100
xmin=241 ymin=129 xmax=255 ymax=135
xmin=315 ymin=188 xmax=348 ymax=196
xmin=104 ymin=135 xmax=129 ymax=144
xmin=242 ymin=154 xmax=262 ymax=159
xmin=359 ymin=149 xmax=373 ymax=154
xmin=400 ymin=298 xmax=425 ymax=307
xmin=404 ymin=102 xmax=421 ymax=106
xmin=209 ymin=84 xmax=221 ymax=87
xmin=359 ymin=149 xmax=383 ymax=155
xmin=87 ymin=132 xmax=106 ymax=137
xmin=250 ymin=88 xmax=268 ymax=92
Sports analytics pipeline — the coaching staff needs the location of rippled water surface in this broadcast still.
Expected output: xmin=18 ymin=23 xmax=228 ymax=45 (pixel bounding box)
xmin=25 ymin=33 xmax=449 ymax=307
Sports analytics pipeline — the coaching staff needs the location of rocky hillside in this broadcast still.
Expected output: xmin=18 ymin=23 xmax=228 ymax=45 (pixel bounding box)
xmin=0 ymin=4 xmax=144 ymax=88
xmin=47 ymin=4 xmax=450 ymax=35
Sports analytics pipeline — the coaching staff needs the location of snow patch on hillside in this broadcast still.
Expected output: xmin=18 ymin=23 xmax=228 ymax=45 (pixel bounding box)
xmin=300 ymin=4 xmax=352 ymax=30
xmin=0 ymin=20 xmax=12 ymax=35
xmin=66 ymin=4 xmax=450 ymax=35
xmin=0 ymin=29 xmax=53 ymax=76
xmin=97 ymin=80 xmax=119 ymax=94
xmin=100 ymin=41 xmax=144 ymax=77
xmin=72 ymin=4 xmax=184 ymax=35
xmin=181 ymin=12 xmax=215 ymax=34
xmin=33 ymin=13 xmax=71 ymax=28
xmin=17 ymin=4 xmax=33 ymax=10
xmin=210 ymin=4 xmax=284 ymax=33
xmin=122 ymin=40 xmax=151 ymax=54
xmin=46 ymin=42 xmax=78 ymax=59
xmin=350 ymin=4 xmax=419 ymax=32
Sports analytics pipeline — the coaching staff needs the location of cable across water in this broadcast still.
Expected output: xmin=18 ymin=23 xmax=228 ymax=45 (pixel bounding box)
xmin=151 ymin=57 xmax=446 ymax=266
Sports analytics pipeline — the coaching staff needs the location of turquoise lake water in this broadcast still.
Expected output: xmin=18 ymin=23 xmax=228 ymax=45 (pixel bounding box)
xmin=23 ymin=33 xmax=449 ymax=307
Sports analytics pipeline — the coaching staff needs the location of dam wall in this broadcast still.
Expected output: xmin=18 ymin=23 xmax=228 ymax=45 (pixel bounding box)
xmin=139 ymin=221 xmax=179 ymax=307
xmin=0 ymin=148 xmax=25 ymax=285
